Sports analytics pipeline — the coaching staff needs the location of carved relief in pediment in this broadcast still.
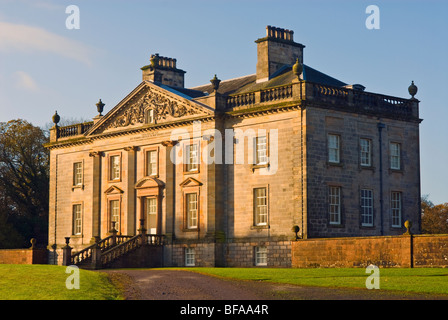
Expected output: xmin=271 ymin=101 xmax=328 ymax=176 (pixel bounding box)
xmin=105 ymin=87 xmax=201 ymax=130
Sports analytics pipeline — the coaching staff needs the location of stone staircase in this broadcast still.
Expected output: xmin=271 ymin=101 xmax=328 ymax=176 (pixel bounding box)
xmin=63 ymin=228 xmax=164 ymax=269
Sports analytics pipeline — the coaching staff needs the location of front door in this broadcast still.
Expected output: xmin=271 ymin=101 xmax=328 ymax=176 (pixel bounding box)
xmin=146 ymin=197 xmax=158 ymax=234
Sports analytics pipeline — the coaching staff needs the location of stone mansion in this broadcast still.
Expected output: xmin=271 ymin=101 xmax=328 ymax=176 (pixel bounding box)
xmin=45 ymin=26 xmax=421 ymax=268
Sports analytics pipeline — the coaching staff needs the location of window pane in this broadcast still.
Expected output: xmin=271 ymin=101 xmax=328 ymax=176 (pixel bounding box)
xmin=186 ymin=193 xmax=198 ymax=229
xmin=361 ymin=189 xmax=373 ymax=226
xmin=255 ymin=246 xmax=267 ymax=266
xmin=110 ymin=200 xmax=120 ymax=231
xmin=256 ymin=136 xmax=267 ymax=164
xmin=360 ymin=139 xmax=371 ymax=166
xmin=186 ymin=144 xmax=199 ymax=172
xmin=391 ymin=192 xmax=402 ymax=227
xmin=254 ymin=188 xmax=267 ymax=226
xmin=147 ymin=151 xmax=157 ymax=176
xmin=329 ymin=187 xmax=341 ymax=224
xmin=73 ymin=204 xmax=82 ymax=235
xmin=73 ymin=162 xmax=82 ymax=186
xmin=390 ymin=143 xmax=400 ymax=170
xmin=110 ymin=156 xmax=120 ymax=180
xmin=185 ymin=248 xmax=195 ymax=266
xmin=328 ymin=134 xmax=340 ymax=163
xmin=147 ymin=197 xmax=157 ymax=234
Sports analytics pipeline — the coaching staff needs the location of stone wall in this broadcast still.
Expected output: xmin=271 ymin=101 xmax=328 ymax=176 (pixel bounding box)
xmin=291 ymin=234 xmax=448 ymax=268
xmin=0 ymin=248 xmax=48 ymax=265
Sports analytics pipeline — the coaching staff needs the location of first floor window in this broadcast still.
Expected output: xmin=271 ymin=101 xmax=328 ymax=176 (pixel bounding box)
xmin=73 ymin=162 xmax=83 ymax=186
xmin=360 ymin=138 xmax=372 ymax=167
xmin=255 ymin=246 xmax=267 ymax=266
xmin=185 ymin=248 xmax=195 ymax=266
xmin=361 ymin=189 xmax=374 ymax=226
xmin=186 ymin=193 xmax=198 ymax=229
xmin=110 ymin=155 xmax=121 ymax=180
xmin=110 ymin=200 xmax=120 ymax=232
xmin=254 ymin=187 xmax=267 ymax=226
xmin=255 ymin=136 xmax=268 ymax=165
xmin=328 ymin=134 xmax=340 ymax=163
xmin=390 ymin=142 xmax=401 ymax=170
xmin=72 ymin=204 xmax=82 ymax=235
xmin=146 ymin=150 xmax=158 ymax=176
xmin=391 ymin=192 xmax=402 ymax=228
xmin=329 ymin=186 xmax=341 ymax=225
xmin=185 ymin=143 xmax=199 ymax=172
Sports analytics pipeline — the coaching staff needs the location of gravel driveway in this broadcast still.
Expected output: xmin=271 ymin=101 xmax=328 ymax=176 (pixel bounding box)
xmin=103 ymin=269 xmax=448 ymax=301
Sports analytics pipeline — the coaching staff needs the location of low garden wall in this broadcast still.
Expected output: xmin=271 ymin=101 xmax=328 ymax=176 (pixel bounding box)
xmin=0 ymin=239 xmax=48 ymax=265
xmin=291 ymin=234 xmax=448 ymax=268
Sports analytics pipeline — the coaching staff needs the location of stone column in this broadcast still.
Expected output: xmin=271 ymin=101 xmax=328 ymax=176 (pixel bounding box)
xmin=124 ymin=146 xmax=137 ymax=235
xmin=89 ymin=151 xmax=103 ymax=243
xmin=162 ymin=140 xmax=178 ymax=243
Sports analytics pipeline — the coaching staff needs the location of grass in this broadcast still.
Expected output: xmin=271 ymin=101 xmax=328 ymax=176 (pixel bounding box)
xmin=0 ymin=264 xmax=123 ymax=300
xmin=181 ymin=267 xmax=448 ymax=295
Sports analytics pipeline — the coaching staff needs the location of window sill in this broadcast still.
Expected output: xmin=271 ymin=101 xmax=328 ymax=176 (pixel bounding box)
xmin=251 ymin=225 xmax=269 ymax=230
xmin=182 ymin=228 xmax=199 ymax=232
xmin=389 ymin=168 xmax=404 ymax=174
xmin=251 ymin=163 xmax=269 ymax=172
xmin=326 ymin=162 xmax=343 ymax=168
xmin=359 ymin=165 xmax=375 ymax=172
xmin=71 ymin=185 xmax=84 ymax=191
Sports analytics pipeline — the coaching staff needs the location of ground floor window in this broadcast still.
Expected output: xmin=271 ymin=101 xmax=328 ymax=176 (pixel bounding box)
xmin=255 ymin=246 xmax=267 ymax=266
xmin=185 ymin=248 xmax=195 ymax=266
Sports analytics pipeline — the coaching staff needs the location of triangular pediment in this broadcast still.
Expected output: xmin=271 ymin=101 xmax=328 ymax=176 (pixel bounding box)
xmin=179 ymin=177 xmax=203 ymax=187
xmin=104 ymin=185 xmax=124 ymax=194
xmin=88 ymin=81 xmax=214 ymax=136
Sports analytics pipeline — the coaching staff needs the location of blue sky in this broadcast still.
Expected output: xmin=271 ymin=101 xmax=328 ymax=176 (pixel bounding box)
xmin=0 ymin=0 xmax=446 ymax=204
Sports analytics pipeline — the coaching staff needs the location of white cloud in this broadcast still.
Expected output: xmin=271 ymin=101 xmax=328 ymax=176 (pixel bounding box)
xmin=13 ymin=71 xmax=39 ymax=92
xmin=0 ymin=21 xmax=93 ymax=65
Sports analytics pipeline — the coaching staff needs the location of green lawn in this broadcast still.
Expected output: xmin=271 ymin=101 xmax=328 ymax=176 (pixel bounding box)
xmin=183 ymin=267 xmax=448 ymax=295
xmin=0 ymin=264 xmax=123 ymax=300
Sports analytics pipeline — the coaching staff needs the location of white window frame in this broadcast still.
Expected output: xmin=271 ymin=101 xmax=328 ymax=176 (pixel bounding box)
xmin=73 ymin=162 xmax=83 ymax=187
xmin=185 ymin=248 xmax=195 ymax=266
xmin=186 ymin=193 xmax=198 ymax=229
xmin=254 ymin=187 xmax=268 ymax=226
xmin=390 ymin=142 xmax=401 ymax=170
xmin=361 ymin=189 xmax=374 ymax=227
xmin=146 ymin=197 xmax=157 ymax=234
xmin=329 ymin=186 xmax=341 ymax=225
xmin=110 ymin=155 xmax=121 ymax=181
xmin=255 ymin=246 xmax=267 ymax=266
xmin=185 ymin=143 xmax=199 ymax=172
xmin=255 ymin=136 xmax=268 ymax=165
xmin=360 ymin=138 xmax=372 ymax=167
xmin=391 ymin=191 xmax=402 ymax=228
xmin=72 ymin=204 xmax=82 ymax=235
xmin=146 ymin=150 xmax=158 ymax=176
xmin=328 ymin=134 xmax=340 ymax=164
xmin=110 ymin=199 xmax=120 ymax=232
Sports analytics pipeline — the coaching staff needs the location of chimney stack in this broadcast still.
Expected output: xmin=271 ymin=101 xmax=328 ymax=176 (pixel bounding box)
xmin=255 ymin=26 xmax=305 ymax=83
xmin=141 ymin=53 xmax=186 ymax=88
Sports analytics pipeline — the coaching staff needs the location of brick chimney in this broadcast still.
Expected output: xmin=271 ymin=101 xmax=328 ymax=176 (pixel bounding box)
xmin=141 ymin=53 xmax=186 ymax=88
xmin=255 ymin=26 xmax=305 ymax=83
